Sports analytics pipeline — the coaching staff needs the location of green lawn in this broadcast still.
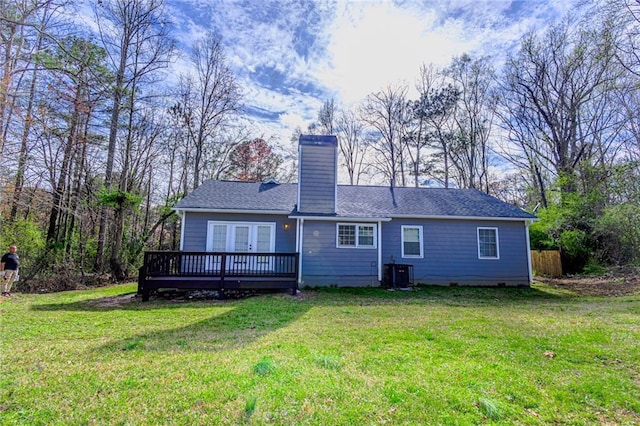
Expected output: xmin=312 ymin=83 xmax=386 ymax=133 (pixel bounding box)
xmin=1 ymin=283 xmax=638 ymax=425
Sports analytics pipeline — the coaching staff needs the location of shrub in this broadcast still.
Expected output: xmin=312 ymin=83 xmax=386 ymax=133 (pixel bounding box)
xmin=558 ymin=229 xmax=591 ymax=273
xmin=593 ymin=203 xmax=640 ymax=265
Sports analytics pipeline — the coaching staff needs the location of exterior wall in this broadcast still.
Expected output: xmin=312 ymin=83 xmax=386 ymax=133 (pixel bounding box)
xmin=181 ymin=212 xmax=296 ymax=253
xmin=300 ymin=220 xmax=378 ymax=287
xmin=298 ymin=136 xmax=337 ymax=214
xmin=381 ymin=219 xmax=530 ymax=286
xmin=181 ymin=212 xmax=530 ymax=287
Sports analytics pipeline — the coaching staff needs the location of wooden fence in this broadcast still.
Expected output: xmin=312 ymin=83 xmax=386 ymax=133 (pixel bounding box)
xmin=531 ymin=250 xmax=562 ymax=277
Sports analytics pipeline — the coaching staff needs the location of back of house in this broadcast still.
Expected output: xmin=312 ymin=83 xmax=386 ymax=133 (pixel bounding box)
xmin=173 ymin=134 xmax=537 ymax=288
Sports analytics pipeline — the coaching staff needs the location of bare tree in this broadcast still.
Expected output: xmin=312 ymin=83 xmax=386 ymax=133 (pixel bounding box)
xmin=120 ymin=107 xmax=176 ymax=262
xmin=0 ymin=0 xmax=45 ymax=161
xmin=605 ymin=0 xmax=640 ymax=164
xmin=617 ymin=80 xmax=640 ymax=163
xmin=445 ymin=54 xmax=496 ymax=192
xmin=335 ymin=108 xmax=368 ymax=185
xmin=409 ymin=64 xmax=460 ymax=188
xmin=166 ymin=87 xmax=196 ymax=194
xmin=499 ymin=19 xmax=622 ymax=202
xmin=179 ymin=32 xmax=242 ymax=190
xmin=607 ymin=0 xmax=640 ymax=78
xmin=317 ymin=98 xmax=337 ymax=135
xmin=311 ymin=98 xmax=369 ymax=185
xmin=361 ymin=85 xmax=408 ymax=186
xmin=94 ymin=0 xmax=174 ymax=277
xmin=1 ymin=0 xmax=66 ymax=215
xmin=154 ymin=105 xmax=187 ymax=249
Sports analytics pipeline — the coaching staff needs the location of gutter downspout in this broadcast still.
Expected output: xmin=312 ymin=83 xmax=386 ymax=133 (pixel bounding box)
xmin=297 ymin=218 xmax=304 ymax=286
xmin=378 ymin=220 xmax=383 ymax=282
xmin=525 ymin=220 xmax=533 ymax=284
xmin=177 ymin=210 xmax=185 ymax=251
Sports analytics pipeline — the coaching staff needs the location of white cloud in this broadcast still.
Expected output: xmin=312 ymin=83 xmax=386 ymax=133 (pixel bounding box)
xmin=74 ymin=0 xmax=587 ymax=145
xmin=279 ymin=111 xmax=308 ymax=131
xmin=319 ymin=1 xmax=442 ymax=104
xmin=207 ymin=0 xmax=581 ymax=142
xmin=315 ymin=0 xmax=510 ymax=107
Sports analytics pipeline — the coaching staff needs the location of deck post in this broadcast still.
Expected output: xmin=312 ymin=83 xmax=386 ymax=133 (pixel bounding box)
xmin=220 ymin=254 xmax=226 ymax=288
xmin=137 ymin=265 xmax=146 ymax=296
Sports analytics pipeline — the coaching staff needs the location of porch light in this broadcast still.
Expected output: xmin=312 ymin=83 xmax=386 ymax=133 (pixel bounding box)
xmin=283 ymin=223 xmax=290 ymax=231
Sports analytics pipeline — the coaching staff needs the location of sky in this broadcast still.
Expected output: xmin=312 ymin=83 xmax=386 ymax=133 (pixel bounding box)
xmin=158 ymin=0 xmax=581 ymax=143
xmin=75 ymin=0 xmax=584 ymax=144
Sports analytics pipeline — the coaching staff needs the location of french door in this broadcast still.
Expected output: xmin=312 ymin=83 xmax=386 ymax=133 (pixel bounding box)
xmin=206 ymin=222 xmax=275 ymax=272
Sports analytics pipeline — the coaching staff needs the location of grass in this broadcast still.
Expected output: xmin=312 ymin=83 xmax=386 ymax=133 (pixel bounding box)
xmin=0 ymin=282 xmax=638 ymax=425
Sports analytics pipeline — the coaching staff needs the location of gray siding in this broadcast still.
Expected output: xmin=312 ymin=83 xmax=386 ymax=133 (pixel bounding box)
xmin=298 ymin=137 xmax=336 ymax=214
xmin=181 ymin=212 xmax=530 ymax=287
xmin=381 ymin=219 xmax=529 ymax=286
xmin=300 ymin=220 xmax=378 ymax=287
xmin=182 ymin=212 xmax=296 ymax=252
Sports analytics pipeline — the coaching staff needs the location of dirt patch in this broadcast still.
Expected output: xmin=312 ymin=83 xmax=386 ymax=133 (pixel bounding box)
xmin=86 ymin=288 xmax=298 ymax=307
xmin=87 ymin=293 xmax=139 ymax=307
xmin=536 ymin=266 xmax=640 ymax=296
xmin=16 ymin=274 xmax=118 ymax=294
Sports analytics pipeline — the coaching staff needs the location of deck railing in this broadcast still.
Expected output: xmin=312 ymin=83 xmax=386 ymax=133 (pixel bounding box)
xmin=138 ymin=251 xmax=299 ymax=300
xmin=143 ymin=251 xmax=299 ymax=278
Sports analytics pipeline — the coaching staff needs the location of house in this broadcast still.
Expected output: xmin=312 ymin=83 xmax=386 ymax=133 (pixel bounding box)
xmin=173 ymin=134 xmax=537 ymax=288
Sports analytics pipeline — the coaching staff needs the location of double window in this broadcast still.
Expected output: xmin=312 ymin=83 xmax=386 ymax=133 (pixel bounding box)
xmin=477 ymin=227 xmax=499 ymax=259
xmin=337 ymin=223 xmax=376 ymax=248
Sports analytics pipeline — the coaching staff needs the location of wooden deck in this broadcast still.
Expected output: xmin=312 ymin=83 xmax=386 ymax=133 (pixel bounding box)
xmin=138 ymin=251 xmax=299 ymax=301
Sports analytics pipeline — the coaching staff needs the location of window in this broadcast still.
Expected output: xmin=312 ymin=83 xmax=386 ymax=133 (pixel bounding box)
xmin=401 ymin=225 xmax=423 ymax=258
xmin=477 ymin=227 xmax=499 ymax=259
xmin=337 ymin=224 xmax=376 ymax=248
xmin=234 ymin=226 xmax=250 ymax=252
xmin=358 ymin=226 xmax=374 ymax=247
xmin=211 ymin=224 xmax=227 ymax=252
xmin=337 ymin=224 xmax=356 ymax=247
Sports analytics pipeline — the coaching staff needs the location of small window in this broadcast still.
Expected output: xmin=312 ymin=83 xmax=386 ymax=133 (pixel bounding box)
xmin=358 ymin=226 xmax=374 ymax=247
xmin=478 ymin=227 xmax=499 ymax=259
xmin=337 ymin=224 xmax=376 ymax=248
xmin=402 ymin=225 xmax=423 ymax=258
xmin=211 ymin=224 xmax=227 ymax=251
xmin=337 ymin=224 xmax=356 ymax=247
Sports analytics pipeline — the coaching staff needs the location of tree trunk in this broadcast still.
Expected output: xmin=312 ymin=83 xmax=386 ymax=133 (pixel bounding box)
xmin=95 ymin=43 xmax=127 ymax=272
xmin=46 ymin=88 xmax=80 ymax=243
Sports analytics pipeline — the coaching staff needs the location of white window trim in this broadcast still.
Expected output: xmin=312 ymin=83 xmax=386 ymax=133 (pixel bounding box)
xmin=401 ymin=225 xmax=424 ymax=258
xmin=336 ymin=223 xmax=377 ymax=249
xmin=477 ymin=227 xmax=500 ymax=260
xmin=206 ymin=221 xmax=276 ymax=252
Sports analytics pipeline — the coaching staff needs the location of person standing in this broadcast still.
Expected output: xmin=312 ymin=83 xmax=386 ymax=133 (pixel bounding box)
xmin=1 ymin=244 xmax=19 ymax=297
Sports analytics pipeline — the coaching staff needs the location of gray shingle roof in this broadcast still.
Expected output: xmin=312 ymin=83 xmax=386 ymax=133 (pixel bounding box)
xmin=174 ymin=180 xmax=536 ymax=220
xmin=174 ymin=180 xmax=298 ymax=212
xmin=335 ymin=185 xmax=536 ymax=218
